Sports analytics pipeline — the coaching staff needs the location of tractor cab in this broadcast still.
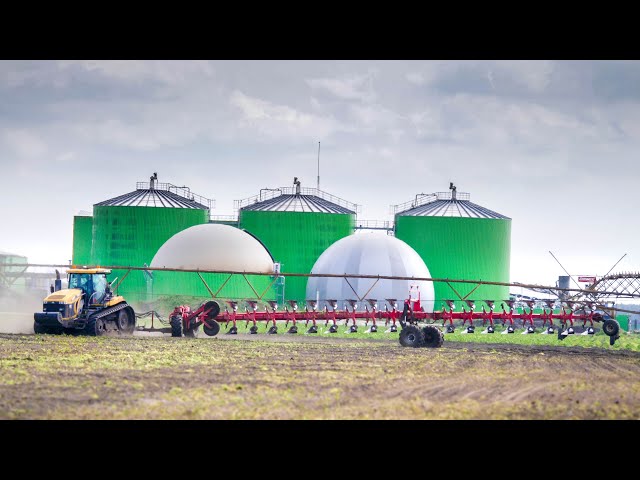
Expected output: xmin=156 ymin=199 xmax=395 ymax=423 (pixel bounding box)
xmin=67 ymin=268 xmax=113 ymax=306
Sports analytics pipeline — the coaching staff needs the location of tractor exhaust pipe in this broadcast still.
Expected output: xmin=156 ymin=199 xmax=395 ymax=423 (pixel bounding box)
xmin=54 ymin=269 xmax=62 ymax=292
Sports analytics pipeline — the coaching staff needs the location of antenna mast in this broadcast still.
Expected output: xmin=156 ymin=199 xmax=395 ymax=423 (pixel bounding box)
xmin=317 ymin=141 xmax=320 ymax=190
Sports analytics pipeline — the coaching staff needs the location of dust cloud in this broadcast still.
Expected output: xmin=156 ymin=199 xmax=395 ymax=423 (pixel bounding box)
xmin=0 ymin=291 xmax=43 ymax=334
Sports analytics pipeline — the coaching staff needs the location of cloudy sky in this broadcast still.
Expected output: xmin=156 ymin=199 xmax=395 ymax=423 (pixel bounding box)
xmin=1 ymin=60 xmax=639 ymax=286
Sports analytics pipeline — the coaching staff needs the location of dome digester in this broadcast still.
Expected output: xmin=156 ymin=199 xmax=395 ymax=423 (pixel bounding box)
xmin=151 ymin=224 xmax=274 ymax=273
xmin=150 ymin=224 xmax=277 ymax=302
xmin=306 ymin=232 xmax=435 ymax=312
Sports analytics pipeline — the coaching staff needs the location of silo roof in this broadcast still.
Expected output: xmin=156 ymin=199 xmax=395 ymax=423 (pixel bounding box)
xmin=95 ymin=180 xmax=213 ymax=210
xmin=394 ymin=192 xmax=509 ymax=219
xmin=238 ymin=186 xmax=358 ymax=214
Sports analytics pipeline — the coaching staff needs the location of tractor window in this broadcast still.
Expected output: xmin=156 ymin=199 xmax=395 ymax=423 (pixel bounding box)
xmin=93 ymin=275 xmax=107 ymax=302
xmin=69 ymin=274 xmax=92 ymax=293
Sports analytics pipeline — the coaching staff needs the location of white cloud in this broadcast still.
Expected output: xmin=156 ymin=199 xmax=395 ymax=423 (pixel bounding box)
xmin=406 ymin=72 xmax=425 ymax=85
xmin=2 ymin=129 xmax=48 ymax=158
xmin=56 ymin=151 xmax=76 ymax=163
xmin=408 ymin=93 xmax=605 ymax=150
xmin=59 ymin=60 xmax=216 ymax=86
xmin=306 ymin=73 xmax=376 ymax=102
xmin=493 ymin=60 xmax=555 ymax=93
xmin=310 ymin=96 xmax=323 ymax=111
xmin=2 ymin=60 xmax=640 ymax=284
xmin=229 ymin=90 xmax=341 ymax=139
xmin=349 ymin=104 xmax=400 ymax=128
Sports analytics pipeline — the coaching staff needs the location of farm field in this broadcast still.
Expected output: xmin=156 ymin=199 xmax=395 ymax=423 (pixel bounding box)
xmin=184 ymin=320 xmax=640 ymax=351
xmin=1 ymin=331 xmax=639 ymax=419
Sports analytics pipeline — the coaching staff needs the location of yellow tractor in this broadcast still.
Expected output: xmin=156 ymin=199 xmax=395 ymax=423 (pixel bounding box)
xmin=33 ymin=267 xmax=136 ymax=336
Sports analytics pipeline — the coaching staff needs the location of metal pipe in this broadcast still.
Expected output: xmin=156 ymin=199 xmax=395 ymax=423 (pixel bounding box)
xmin=12 ymin=263 xmax=640 ymax=299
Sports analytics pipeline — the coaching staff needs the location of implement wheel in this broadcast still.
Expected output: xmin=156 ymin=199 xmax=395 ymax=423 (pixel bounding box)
xmin=170 ymin=316 xmax=183 ymax=337
xmin=399 ymin=325 xmax=424 ymax=348
xmin=602 ymin=319 xmax=620 ymax=337
xmin=203 ymin=320 xmax=221 ymax=337
xmin=202 ymin=301 xmax=220 ymax=321
xmin=422 ymin=325 xmax=445 ymax=348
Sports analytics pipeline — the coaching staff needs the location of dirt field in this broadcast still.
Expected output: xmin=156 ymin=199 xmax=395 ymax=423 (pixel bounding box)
xmin=1 ymin=332 xmax=639 ymax=419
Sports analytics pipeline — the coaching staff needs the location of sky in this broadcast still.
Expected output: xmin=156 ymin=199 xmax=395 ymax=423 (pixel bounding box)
xmin=1 ymin=60 xmax=639 ymax=287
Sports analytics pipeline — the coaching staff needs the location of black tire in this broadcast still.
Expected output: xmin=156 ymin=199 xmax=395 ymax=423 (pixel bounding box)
xmin=34 ymin=322 xmax=48 ymax=334
xmin=116 ymin=309 xmax=135 ymax=335
xmin=85 ymin=317 xmax=107 ymax=336
xmin=422 ymin=325 xmax=444 ymax=348
xmin=399 ymin=325 xmax=424 ymax=348
xmin=602 ymin=319 xmax=620 ymax=337
xmin=34 ymin=322 xmax=65 ymax=335
xmin=170 ymin=315 xmax=183 ymax=337
xmin=203 ymin=320 xmax=220 ymax=337
xmin=202 ymin=301 xmax=220 ymax=321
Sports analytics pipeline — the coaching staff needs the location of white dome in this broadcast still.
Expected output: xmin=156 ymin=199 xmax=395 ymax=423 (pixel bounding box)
xmin=151 ymin=224 xmax=274 ymax=273
xmin=306 ymin=232 xmax=435 ymax=311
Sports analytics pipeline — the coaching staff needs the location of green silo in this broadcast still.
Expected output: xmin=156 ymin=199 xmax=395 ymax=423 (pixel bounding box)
xmin=90 ymin=176 xmax=211 ymax=305
xmin=72 ymin=214 xmax=93 ymax=265
xmin=394 ymin=188 xmax=511 ymax=310
xmin=238 ymin=181 xmax=357 ymax=304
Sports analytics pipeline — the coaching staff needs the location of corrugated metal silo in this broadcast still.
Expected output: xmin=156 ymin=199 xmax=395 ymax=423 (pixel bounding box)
xmin=394 ymin=187 xmax=511 ymax=309
xmin=72 ymin=212 xmax=93 ymax=265
xmin=90 ymin=176 xmax=211 ymax=304
xmin=238 ymin=179 xmax=357 ymax=304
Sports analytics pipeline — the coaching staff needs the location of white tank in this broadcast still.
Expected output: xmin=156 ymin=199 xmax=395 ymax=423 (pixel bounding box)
xmin=150 ymin=223 xmax=274 ymax=273
xmin=306 ymin=232 xmax=435 ymax=312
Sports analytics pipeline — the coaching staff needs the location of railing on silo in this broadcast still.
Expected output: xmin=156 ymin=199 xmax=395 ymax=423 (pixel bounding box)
xmin=136 ymin=181 xmax=215 ymax=210
xmin=354 ymin=220 xmax=394 ymax=231
xmin=390 ymin=191 xmax=471 ymax=215
xmin=234 ymin=186 xmax=361 ymax=214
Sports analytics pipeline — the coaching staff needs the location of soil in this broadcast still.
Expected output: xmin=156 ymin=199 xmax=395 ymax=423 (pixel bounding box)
xmin=1 ymin=332 xmax=638 ymax=419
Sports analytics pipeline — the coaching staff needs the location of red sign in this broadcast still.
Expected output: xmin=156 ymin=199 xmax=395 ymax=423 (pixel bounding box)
xmin=578 ymin=276 xmax=596 ymax=283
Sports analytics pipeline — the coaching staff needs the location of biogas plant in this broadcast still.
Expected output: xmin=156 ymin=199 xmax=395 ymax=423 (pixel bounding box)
xmin=71 ymin=174 xmax=510 ymax=305
xmin=25 ymin=173 xmax=630 ymax=346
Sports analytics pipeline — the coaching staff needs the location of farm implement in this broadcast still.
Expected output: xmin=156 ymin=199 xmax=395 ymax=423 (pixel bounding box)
xmin=146 ymin=291 xmax=622 ymax=347
xmin=29 ymin=264 xmax=628 ymax=347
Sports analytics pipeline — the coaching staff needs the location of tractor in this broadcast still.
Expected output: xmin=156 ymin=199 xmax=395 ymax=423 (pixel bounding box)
xmin=33 ymin=267 xmax=135 ymax=336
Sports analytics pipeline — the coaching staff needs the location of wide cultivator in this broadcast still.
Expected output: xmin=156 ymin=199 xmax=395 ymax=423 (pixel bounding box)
xmin=142 ymin=291 xmax=622 ymax=347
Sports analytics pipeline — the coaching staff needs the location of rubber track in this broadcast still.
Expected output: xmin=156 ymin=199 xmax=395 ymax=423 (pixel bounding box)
xmin=90 ymin=303 xmax=130 ymax=320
